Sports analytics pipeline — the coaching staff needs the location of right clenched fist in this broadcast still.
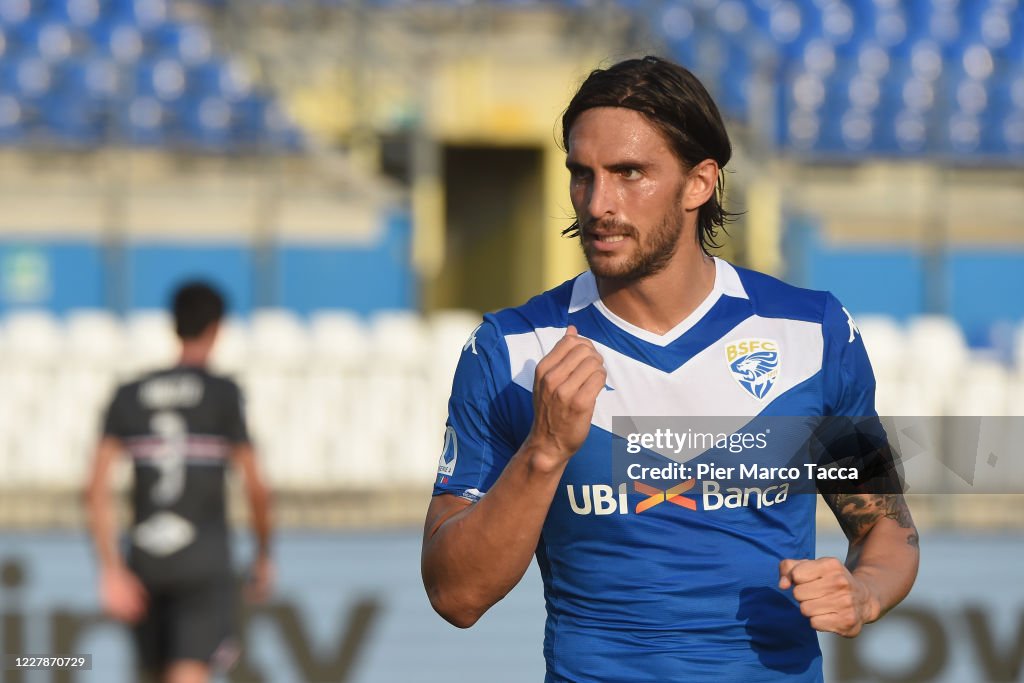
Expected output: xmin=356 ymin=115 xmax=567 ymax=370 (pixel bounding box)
xmin=526 ymin=325 xmax=607 ymax=467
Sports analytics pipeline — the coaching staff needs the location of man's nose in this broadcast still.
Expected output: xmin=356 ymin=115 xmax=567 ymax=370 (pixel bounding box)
xmin=586 ymin=174 xmax=617 ymax=219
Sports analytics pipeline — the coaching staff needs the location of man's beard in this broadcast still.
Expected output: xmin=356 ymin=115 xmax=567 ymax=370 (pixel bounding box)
xmin=579 ymin=198 xmax=686 ymax=283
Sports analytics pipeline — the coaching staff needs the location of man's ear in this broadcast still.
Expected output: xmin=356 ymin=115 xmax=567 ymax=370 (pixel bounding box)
xmin=682 ymin=159 xmax=720 ymax=211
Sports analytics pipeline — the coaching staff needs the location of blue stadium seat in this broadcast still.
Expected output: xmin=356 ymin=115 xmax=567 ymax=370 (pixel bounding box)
xmin=135 ymin=56 xmax=187 ymax=103
xmin=21 ymin=19 xmax=74 ymax=63
xmin=189 ymin=58 xmax=252 ymax=102
xmin=0 ymin=0 xmax=33 ymax=28
xmin=180 ymin=94 xmax=232 ymax=152
xmin=109 ymin=0 xmax=167 ymax=33
xmin=44 ymin=92 xmax=102 ymax=146
xmin=117 ymin=94 xmax=167 ymax=146
xmin=152 ymin=22 xmax=212 ymax=66
xmin=0 ymin=92 xmax=25 ymax=144
xmin=90 ymin=20 xmax=144 ymax=63
xmin=4 ymin=55 xmax=53 ymax=101
xmin=45 ymin=0 xmax=102 ymax=30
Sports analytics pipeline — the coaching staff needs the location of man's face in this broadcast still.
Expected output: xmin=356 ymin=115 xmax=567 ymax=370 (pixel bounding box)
xmin=566 ymin=107 xmax=689 ymax=282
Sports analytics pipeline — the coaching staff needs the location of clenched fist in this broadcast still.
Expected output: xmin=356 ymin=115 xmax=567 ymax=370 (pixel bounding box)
xmin=778 ymin=557 xmax=881 ymax=638
xmin=526 ymin=325 xmax=607 ymax=468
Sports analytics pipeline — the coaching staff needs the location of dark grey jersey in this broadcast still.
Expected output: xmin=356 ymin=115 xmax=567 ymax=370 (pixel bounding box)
xmin=102 ymin=366 xmax=250 ymax=586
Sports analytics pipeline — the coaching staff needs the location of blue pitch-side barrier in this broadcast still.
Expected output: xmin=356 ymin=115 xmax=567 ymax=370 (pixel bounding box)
xmin=0 ymin=210 xmax=414 ymax=317
xmin=0 ymin=530 xmax=1019 ymax=682
xmin=2 ymin=208 xmax=1022 ymax=342
xmin=783 ymin=217 xmax=1024 ymax=346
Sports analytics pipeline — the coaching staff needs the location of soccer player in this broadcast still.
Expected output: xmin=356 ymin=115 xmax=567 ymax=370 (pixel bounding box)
xmin=85 ymin=282 xmax=272 ymax=683
xmin=422 ymin=56 xmax=919 ymax=681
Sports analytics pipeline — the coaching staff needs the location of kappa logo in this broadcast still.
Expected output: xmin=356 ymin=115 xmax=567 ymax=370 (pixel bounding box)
xmin=463 ymin=324 xmax=481 ymax=355
xmin=726 ymin=338 xmax=781 ymax=400
xmin=842 ymin=306 xmax=861 ymax=343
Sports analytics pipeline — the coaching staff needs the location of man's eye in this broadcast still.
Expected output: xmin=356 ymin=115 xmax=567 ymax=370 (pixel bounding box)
xmin=621 ymin=168 xmax=642 ymax=180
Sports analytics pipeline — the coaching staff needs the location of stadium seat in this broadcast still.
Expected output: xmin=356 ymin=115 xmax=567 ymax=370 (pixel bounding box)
xmin=249 ymin=307 xmax=309 ymax=369
xmin=0 ymin=93 xmax=24 ymax=144
xmin=1007 ymin=373 xmax=1024 ymax=416
xmin=905 ymin=314 xmax=969 ymax=399
xmin=209 ymin=315 xmax=249 ymax=375
xmin=948 ymin=358 xmax=1010 ymax=416
xmin=66 ymin=308 xmax=124 ymax=366
xmin=118 ymin=95 xmax=168 ymax=146
xmin=854 ymin=314 xmax=906 ymax=382
xmin=309 ymin=309 xmax=370 ymax=369
xmin=153 ymin=22 xmax=213 ymax=66
xmin=4 ymin=309 xmax=64 ymax=363
xmin=1013 ymin=320 xmax=1024 ymax=375
xmin=123 ymin=309 xmax=178 ymax=376
xmin=369 ymin=309 xmax=427 ymax=369
xmin=47 ymin=0 xmax=102 ymax=30
xmin=180 ymin=94 xmax=232 ymax=152
xmin=91 ymin=21 xmax=144 ymax=64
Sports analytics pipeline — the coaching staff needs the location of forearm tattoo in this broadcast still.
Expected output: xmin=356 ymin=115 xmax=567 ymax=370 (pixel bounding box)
xmin=822 ymin=494 xmax=919 ymax=549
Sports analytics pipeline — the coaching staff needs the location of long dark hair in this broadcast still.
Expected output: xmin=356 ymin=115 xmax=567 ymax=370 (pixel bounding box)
xmin=560 ymin=56 xmax=737 ymax=255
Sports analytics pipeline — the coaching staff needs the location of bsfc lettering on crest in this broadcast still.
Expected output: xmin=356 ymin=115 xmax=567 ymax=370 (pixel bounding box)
xmin=725 ymin=338 xmax=781 ymax=400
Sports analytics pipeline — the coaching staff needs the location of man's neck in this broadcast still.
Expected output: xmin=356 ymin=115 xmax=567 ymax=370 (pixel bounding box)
xmin=178 ymin=342 xmax=210 ymax=368
xmin=595 ymin=251 xmax=717 ymax=336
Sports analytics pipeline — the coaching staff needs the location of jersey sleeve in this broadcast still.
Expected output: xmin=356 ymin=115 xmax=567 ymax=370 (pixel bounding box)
xmin=816 ymin=294 xmax=902 ymax=494
xmin=222 ymin=380 xmax=251 ymax=445
xmin=101 ymin=385 xmax=131 ymax=438
xmin=821 ymin=292 xmax=877 ymax=417
xmin=432 ymin=317 xmax=518 ymax=503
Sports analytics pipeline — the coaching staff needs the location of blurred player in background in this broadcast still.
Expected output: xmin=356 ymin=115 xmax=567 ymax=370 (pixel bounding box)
xmin=423 ymin=56 xmax=919 ymax=681
xmin=85 ymin=282 xmax=273 ymax=683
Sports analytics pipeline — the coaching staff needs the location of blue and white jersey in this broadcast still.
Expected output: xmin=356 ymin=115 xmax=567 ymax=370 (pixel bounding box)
xmin=433 ymin=258 xmax=876 ymax=682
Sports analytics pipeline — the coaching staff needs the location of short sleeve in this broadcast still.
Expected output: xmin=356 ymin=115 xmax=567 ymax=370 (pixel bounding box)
xmin=223 ymin=380 xmax=251 ymax=444
xmin=816 ymin=295 xmax=901 ymax=494
xmin=101 ymin=385 xmax=131 ymax=438
xmin=822 ymin=293 xmax=877 ymax=417
xmin=432 ymin=318 xmax=518 ymax=503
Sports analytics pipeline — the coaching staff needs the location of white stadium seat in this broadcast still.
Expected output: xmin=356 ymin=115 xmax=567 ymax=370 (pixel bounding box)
xmin=124 ymin=309 xmax=178 ymax=376
xmin=855 ymin=314 xmax=906 ymax=383
xmin=1014 ymin=321 xmax=1024 ymax=375
xmin=5 ymin=306 xmax=1008 ymax=494
xmin=904 ymin=314 xmax=969 ymax=399
xmin=309 ymin=309 xmax=370 ymax=369
xmin=209 ymin=315 xmax=249 ymax=376
xmin=249 ymin=308 xmax=309 ymax=370
xmin=65 ymin=309 xmax=125 ymax=368
xmin=4 ymin=309 xmax=64 ymax=364
xmin=948 ymin=358 xmax=1010 ymax=416
xmin=369 ymin=310 xmax=427 ymax=368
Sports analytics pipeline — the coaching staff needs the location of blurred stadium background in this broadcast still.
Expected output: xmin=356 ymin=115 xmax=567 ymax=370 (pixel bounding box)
xmin=0 ymin=0 xmax=1022 ymax=681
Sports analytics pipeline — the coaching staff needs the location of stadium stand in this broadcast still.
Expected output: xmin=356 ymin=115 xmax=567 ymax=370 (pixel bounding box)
xmin=196 ymin=0 xmax=1024 ymax=164
xmin=0 ymin=309 xmax=1021 ymax=494
xmin=0 ymin=308 xmax=474 ymax=497
xmin=3 ymin=0 xmax=1021 ymax=160
xmin=639 ymin=0 xmax=1024 ymax=161
xmin=0 ymin=0 xmax=302 ymax=151
xmin=0 ymin=0 xmax=1020 ymax=533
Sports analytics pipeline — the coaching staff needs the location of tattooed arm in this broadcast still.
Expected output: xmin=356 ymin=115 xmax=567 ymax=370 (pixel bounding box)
xmin=827 ymin=493 xmax=919 ymax=611
xmin=778 ymin=493 xmax=920 ymax=637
